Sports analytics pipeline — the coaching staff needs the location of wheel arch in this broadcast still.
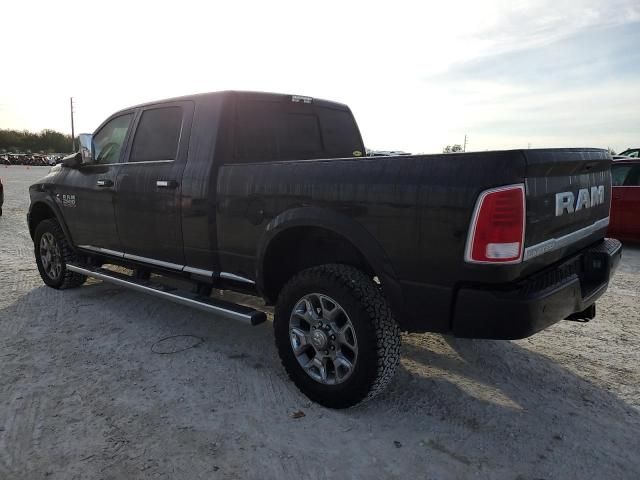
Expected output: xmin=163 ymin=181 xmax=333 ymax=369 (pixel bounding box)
xmin=28 ymin=198 xmax=74 ymax=247
xmin=256 ymin=207 xmax=403 ymax=314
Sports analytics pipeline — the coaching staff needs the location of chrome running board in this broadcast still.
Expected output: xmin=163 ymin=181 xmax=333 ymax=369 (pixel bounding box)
xmin=67 ymin=264 xmax=267 ymax=326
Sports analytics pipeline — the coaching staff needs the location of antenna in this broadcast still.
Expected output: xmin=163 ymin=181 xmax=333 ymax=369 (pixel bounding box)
xmin=463 ymin=134 xmax=468 ymax=152
xmin=70 ymin=97 xmax=76 ymax=152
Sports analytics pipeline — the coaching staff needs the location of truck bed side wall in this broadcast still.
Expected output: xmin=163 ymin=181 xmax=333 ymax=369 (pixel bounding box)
xmin=216 ymin=152 xmax=527 ymax=332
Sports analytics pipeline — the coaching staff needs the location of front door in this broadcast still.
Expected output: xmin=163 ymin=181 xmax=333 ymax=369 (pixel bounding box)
xmin=61 ymin=112 xmax=134 ymax=253
xmin=114 ymin=101 xmax=194 ymax=268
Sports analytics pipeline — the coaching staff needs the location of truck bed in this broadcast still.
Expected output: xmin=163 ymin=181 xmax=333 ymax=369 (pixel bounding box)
xmin=216 ymin=148 xmax=612 ymax=332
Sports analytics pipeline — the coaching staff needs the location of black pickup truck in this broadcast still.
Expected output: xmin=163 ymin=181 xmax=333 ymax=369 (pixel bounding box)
xmin=28 ymin=91 xmax=621 ymax=408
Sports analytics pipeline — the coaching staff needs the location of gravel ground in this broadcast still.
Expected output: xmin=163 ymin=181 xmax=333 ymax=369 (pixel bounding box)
xmin=1 ymin=166 xmax=639 ymax=480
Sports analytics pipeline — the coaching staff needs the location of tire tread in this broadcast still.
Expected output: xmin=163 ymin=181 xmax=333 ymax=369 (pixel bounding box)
xmin=35 ymin=219 xmax=86 ymax=289
xmin=275 ymin=264 xmax=400 ymax=407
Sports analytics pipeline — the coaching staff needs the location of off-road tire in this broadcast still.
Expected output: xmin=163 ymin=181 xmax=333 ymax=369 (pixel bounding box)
xmin=34 ymin=218 xmax=86 ymax=289
xmin=274 ymin=264 xmax=400 ymax=408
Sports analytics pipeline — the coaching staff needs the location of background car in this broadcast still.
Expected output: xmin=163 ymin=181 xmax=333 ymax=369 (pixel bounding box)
xmin=618 ymin=147 xmax=640 ymax=158
xmin=609 ymin=158 xmax=640 ymax=242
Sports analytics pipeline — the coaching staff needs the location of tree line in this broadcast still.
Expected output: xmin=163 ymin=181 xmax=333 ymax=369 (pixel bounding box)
xmin=0 ymin=129 xmax=73 ymax=154
xmin=442 ymin=144 xmax=464 ymax=153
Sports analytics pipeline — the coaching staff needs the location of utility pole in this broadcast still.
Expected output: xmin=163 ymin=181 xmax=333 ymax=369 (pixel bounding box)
xmin=463 ymin=134 xmax=468 ymax=152
xmin=70 ymin=97 xmax=76 ymax=152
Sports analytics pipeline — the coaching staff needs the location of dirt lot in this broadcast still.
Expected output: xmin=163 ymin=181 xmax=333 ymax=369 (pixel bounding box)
xmin=1 ymin=166 xmax=639 ymax=480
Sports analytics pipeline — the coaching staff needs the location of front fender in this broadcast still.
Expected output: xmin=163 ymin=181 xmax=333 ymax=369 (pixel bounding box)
xmin=28 ymin=190 xmax=75 ymax=247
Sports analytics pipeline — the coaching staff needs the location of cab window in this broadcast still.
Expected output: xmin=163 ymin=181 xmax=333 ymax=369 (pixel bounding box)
xmin=233 ymin=100 xmax=362 ymax=163
xmin=93 ymin=114 xmax=134 ymax=165
xmin=624 ymin=165 xmax=640 ymax=186
xmin=129 ymin=106 xmax=183 ymax=162
xmin=612 ymin=164 xmax=633 ymax=186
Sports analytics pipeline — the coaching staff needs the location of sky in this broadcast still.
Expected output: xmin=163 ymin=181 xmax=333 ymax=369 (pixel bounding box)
xmin=1 ymin=0 xmax=639 ymax=153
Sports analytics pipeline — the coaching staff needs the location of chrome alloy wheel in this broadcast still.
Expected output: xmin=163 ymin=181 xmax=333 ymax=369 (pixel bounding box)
xmin=40 ymin=232 xmax=62 ymax=281
xmin=289 ymin=293 xmax=358 ymax=385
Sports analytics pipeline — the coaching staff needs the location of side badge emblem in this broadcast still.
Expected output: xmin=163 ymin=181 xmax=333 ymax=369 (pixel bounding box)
xmin=61 ymin=194 xmax=77 ymax=208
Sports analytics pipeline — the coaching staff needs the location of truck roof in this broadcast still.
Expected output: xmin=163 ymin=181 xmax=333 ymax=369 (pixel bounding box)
xmin=124 ymin=90 xmax=351 ymax=112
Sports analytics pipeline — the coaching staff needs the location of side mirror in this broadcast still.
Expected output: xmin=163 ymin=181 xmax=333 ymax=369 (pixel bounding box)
xmin=78 ymin=133 xmax=93 ymax=164
xmin=61 ymin=152 xmax=82 ymax=168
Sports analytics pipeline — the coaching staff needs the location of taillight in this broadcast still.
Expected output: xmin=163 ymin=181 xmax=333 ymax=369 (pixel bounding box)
xmin=465 ymin=184 xmax=526 ymax=264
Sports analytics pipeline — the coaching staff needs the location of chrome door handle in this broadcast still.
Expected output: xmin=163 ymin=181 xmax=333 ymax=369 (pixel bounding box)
xmin=156 ymin=180 xmax=178 ymax=189
xmin=96 ymin=179 xmax=113 ymax=187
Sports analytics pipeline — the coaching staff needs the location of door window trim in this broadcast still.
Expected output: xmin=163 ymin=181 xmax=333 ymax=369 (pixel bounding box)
xmin=121 ymin=101 xmax=194 ymax=165
xmin=118 ymin=159 xmax=175 ymax=166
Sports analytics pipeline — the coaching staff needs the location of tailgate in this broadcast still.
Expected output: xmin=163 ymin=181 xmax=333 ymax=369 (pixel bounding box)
xmin=522 ymin=148 xmax=611 ymax=262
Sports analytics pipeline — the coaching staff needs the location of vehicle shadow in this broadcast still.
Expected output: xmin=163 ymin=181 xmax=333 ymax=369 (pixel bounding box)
xmin=1 ymin=282 xmax=639 ymax=479
xmin=368 ymin=332 xmax=640 ymax=477
xmin=619 ymin=243 xmax=640 ymax=274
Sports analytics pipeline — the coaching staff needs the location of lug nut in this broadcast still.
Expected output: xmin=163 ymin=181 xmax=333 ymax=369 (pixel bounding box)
xmin=318 ymin=321 xmax=323 ymax=327
xmin=330 ymin=345 xmax=335 ymax=350
xmin=330 ymin=335 xmax=336 ymax=340
xmin=324 ymin=350 xmax=329 ymax=355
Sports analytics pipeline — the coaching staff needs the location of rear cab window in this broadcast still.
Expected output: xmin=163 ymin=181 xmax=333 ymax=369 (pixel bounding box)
xmin=232 ymin=95 xmax=364 ymax=163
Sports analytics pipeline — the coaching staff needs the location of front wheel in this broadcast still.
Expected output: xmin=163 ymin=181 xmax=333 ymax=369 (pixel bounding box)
xmin=34 ymin=218 xmax=86 ymax=289
xmin=274 ymin=264 xmax=400 ymax=408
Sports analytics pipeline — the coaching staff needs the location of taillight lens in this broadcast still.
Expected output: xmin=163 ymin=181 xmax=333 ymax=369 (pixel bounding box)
xmin=465 ymin=184 xmax=526 ymax=264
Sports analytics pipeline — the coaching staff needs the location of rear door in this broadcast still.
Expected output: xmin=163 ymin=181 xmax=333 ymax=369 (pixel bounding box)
xmin=115 ymin=101 xmax=194 ymax=268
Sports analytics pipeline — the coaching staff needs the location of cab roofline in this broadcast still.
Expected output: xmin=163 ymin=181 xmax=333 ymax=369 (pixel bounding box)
xmin=116 ymin=90 xmax=351 ymax=114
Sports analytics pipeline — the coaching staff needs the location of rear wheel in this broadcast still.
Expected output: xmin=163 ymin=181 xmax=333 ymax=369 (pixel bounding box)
xmin=34 ymin=219 xmax=86 ymax=289
xmin=274 ymin=264 xmax=400 ymax=408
